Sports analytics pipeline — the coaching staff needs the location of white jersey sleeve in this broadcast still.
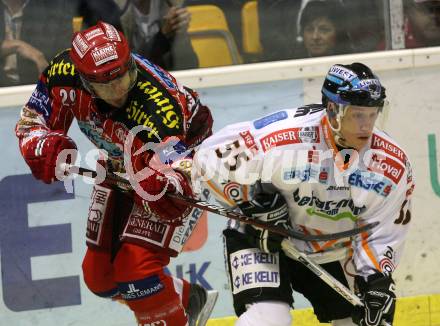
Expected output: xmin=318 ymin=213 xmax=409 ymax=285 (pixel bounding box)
xmin=352 ymin=135 xmax=415 ymax=278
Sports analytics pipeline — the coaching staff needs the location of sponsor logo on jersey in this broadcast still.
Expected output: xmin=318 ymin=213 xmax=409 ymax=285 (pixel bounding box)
xmin=239 ymin=130 xmax=258 ymax=153
xmin=125 ymin=99 xmax=159 ymax=138
xmin=119 ymin=275 xmax=164 ymax=301
xmin=299 ymin=126 xmax=320 ymax=143
xmin=27 ymin=80 xmax=51 ymax=119
xmin=84 ymin=28 xmax=104 ymax=41
xmin=169 ymin=206 xmax=204 ymax=252
xmin=230 ymin=248 xmax=280 ymax=294
xmin=260 ymin=126 xmax=320 ymax=152
xmin=368 ymin=152 xmax=404 ymax=184
xmin=86 ymin=186 xmax=112 ymax=245
xmin=327 ymin=185 xmax=350 ymax=191
xmin=127 ymin=81 xmax=181 ymax=136
xmin=308 ymin=147 xmax=320 ymax=164
xmin=283 ymin=166 xmax=319 ymax=182
xmin=223 ymin=182 xmax=246 ymax=203
xmin=348 ymin=170 xmax=394 ymax=197
xmin=72 ymin=34 xmax=90 ymax=58
xmin=319 ymin=167 xmax=329 ymax=184
xmin=292 ymin=189 xmax=366 ymax=221
xmin=283 ymin=165 xmax=330 ymax=185
xmin=371 ymin=134 xmax=407 ymax=165
xmin=379 ymin=246 xmax=396 ymax=276
xmin=78 ymin=121 xmax=123 ymax=157
xmin=46 ymin=59 xmax=76 ymax=81
xmin=124 ymin=206 xmax=170 ymax=247
xmin=260 ymin=128 xmax=300 ymax=152
xmin=91 ymin=44 xmax=118 ymax=66
xmin=133 ymin=53 xmax=176 ymax=89
xmin=253 ymin=111 xmax=288 ymax=129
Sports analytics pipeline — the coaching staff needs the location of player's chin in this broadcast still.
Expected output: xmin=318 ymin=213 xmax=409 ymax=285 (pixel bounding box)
xmin=352 ymin=137 xmax=370 ymax=150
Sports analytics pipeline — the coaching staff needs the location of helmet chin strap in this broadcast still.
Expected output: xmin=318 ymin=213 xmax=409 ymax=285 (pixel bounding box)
xmin=328 ymin=104 xmax=349 ymax=148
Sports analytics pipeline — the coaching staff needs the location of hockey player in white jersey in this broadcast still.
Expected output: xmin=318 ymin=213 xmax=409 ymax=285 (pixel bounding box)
xmin=193 ymin=63 xmax=414 ymax=326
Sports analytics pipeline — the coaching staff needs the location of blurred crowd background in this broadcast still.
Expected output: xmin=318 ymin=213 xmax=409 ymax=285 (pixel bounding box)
xmin=1 ymin=0 xmax=440 ymax=87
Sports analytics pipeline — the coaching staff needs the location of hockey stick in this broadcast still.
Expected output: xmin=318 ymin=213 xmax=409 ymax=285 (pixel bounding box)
xmin=281 ymin=239 xmax=362 ymax=306
xmin=64 ymin=165 xmax=390 ymax=324
xmin=281 ymin=240 xmax=392 ymax=326
xmin=62 ymin=165 xmax=378 ymax=242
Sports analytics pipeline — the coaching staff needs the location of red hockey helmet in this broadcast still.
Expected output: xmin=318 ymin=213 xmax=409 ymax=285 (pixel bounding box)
xmin=69 ymin=21 xmax=133 ymax=83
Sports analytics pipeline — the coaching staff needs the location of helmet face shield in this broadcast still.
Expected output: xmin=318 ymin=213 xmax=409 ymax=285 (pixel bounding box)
xmin=339 ymin=88 xmax=385 ymax=108
xmin=83 ymin=56 xmax=137 ymax=100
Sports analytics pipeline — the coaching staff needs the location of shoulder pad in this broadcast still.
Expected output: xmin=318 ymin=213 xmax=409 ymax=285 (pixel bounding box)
xmin=44 ymin=49 xmax=80 ymax=87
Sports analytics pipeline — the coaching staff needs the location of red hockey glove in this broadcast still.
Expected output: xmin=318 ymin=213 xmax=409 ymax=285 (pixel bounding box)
xmin=131 ymin=152 xmax=193 ymax=225
xmin=22 ymin=131 xmax=77 ymax=184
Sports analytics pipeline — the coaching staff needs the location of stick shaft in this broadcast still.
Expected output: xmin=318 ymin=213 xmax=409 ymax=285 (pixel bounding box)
xmin=281 ymin=239 xmax=363 ymax=306
xmin=64 ymin=165 xmax=377 ymax=242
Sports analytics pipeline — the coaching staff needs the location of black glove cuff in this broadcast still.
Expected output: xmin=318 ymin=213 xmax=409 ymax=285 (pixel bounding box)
xmin=355 ymin=272 xmax=395 ymax=294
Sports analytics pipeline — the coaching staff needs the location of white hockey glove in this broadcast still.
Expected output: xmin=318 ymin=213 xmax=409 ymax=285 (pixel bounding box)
xmin=352 ymin=273 xmax=396 ymax=326
xmin=238 ymin=192 xmax=290 ymax=253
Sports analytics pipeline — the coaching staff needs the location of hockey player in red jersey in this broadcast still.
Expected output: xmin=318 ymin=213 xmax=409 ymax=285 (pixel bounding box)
xmin=15 ymin=21 xmax=217 ymax=326
xmin=193 ymin=63 xmax=414 ymax=326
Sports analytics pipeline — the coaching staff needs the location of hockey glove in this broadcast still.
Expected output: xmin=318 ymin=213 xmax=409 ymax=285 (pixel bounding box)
xmin=352 ymin=273 xmax=396 ymax=326
xmin=22 ymin=131 xmax=77 ymax=184
xmin=132 ymin=152 xmax=193 ymax=225
xmin=239 ymin=192 xmax=290 ymax=253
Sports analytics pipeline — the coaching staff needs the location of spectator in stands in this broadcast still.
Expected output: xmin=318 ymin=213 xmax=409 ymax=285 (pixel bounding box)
xmin=342 ymin=0 xmax=384 ymax=53
xmin=258 ymin=0 xmax=302 ymax=61
xmin=116 ymin=0 xmax=198 ymax=70
xmin=0 ymin=0 xmax=72 ymax=86
xmin=293 ymin=0 xmax=353 ymax=58
xmin=404 ymin=0 xmax=440 ymax=48
xmin=73 ymin=0 xmax=123 ymax=31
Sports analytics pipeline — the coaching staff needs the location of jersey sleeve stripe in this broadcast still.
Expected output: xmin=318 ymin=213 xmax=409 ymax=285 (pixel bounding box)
xmin=361 ymin=231 xmax=382 ymax=272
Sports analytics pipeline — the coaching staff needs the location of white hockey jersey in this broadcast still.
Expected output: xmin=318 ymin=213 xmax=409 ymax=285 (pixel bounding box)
xmin=193 ymin=105 xmax=414 ymax=279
